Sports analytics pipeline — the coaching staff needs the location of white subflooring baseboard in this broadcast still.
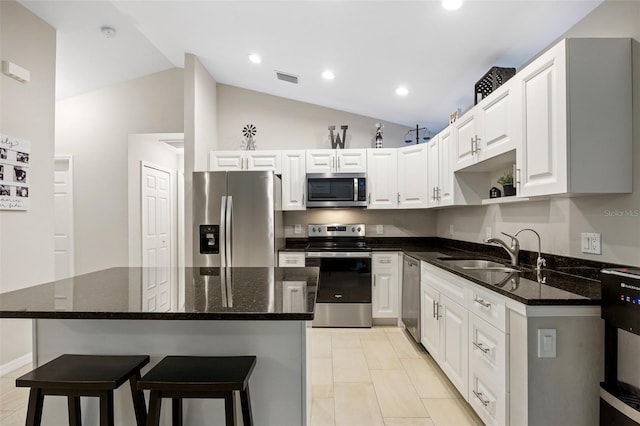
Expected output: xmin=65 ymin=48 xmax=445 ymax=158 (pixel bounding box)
xmin=0 ymin=352 xmax=32 ymax=376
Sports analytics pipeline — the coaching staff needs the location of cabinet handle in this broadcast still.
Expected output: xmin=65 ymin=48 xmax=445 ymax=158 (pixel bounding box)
xmin=473 ymin=341 xmax=490 ymax=354
xmin=379 ymin=259 xmax=392 ymax=264
xmin=285 ymin=259 xmax=298 ymax=264
xmin=473 ymin=297 xmax=491 ymax=308
xmin=338 ymin=156 xmax=341 ymax=170
xmin=431 ymin=187 xmax=436 ymax=201
xmin=436 ymin=187 xmax=441 ymax=200
xmin=433 ymin=300 xmax=437 ymax=318
xmin=368 ymin=193 xmax=371 ymax=205
xmin=473 ymin=390 xmax=490 ymax=407
xmin=515 ymin=167 xmax=521 ymax=190
xmin=302 ymin=184 xmax=305 ymax=206
xmin=373 ymin=276 xmax=376 ymax=287
xmin=436 ymin=302 xmax=442 ymax=319
xmin=397 ymin=193 xmax=400 ymax=203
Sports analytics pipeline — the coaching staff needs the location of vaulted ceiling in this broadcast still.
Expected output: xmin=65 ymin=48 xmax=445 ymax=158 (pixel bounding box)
xmin=20 ymin=0 xmax=603 ymax=131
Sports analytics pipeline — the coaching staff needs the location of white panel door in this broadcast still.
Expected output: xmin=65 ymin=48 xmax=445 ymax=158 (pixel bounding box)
xmin=306 ymin=150 xmax=335 ymax=173
xmin=209 ymin=151 xmax=245 ymax=171
xmin=246 ymin=151 xmax=282 ymax=173
xmin=438 ymin=129 xmax=454 ymax=206
xmin=439 ymin=294 xmax=469 ymax=399
xmin=142 ymin=164 xmax=172 ymax=312
xmin=281 ymin=150 xmax=306 ymax=211
xmin=397 ymin=144 xmax=428 ymax=208
xmin=453 ymin=111 xmax=478 ymax=170
xmin=479 ymin=86 xmax=515 ymax=159
xmin=54 ymin=157 xmax=74 ymax=281
xmin=420 ymin=284 xmax=441 ymax=360
xmin=367 ymin=149 xmax=398 ymax=209
xmin=336 ymin=149 xmax=367 ymax=173
xmin=372 ymin=252 xmax=399 ymax=318
xmin=426 ymin=137 xmax=440 ymax=208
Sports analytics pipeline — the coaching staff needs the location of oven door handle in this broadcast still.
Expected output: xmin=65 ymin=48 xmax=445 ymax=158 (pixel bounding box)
xmin=306 ymin=252 xmax=372 ymax=258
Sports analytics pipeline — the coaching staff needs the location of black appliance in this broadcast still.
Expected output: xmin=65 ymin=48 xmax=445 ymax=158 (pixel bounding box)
xmin=305 ymin=224 xmax=371 ymax=327
xmin=600 ymin=268 xmax=640 ymax=426
xmin=306 ymin=173 xmax=367 ymax=208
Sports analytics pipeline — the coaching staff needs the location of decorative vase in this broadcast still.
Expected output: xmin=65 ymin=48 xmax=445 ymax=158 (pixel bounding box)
xmin=502 ymin=184 xmax=516 ymax=196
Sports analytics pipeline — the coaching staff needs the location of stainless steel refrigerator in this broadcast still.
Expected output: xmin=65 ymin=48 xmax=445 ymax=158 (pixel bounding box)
xmin=193 ymin=171 xmax=284 ymax=267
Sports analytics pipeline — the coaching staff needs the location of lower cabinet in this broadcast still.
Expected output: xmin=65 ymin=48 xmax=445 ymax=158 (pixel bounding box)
xmin=420 ymin=261 xmax=506 ymax=423
xmin=278 ymin=252 xmax=305 ymax=267
xmin=372 ymin=252 xmax=400 ymax=319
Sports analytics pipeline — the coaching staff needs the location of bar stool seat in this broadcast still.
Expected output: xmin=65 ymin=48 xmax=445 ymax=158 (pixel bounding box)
xmin=137 ymin=356 xmax=256 ymax=426
xmin=16 ymin=354 xmax=149 ymax=426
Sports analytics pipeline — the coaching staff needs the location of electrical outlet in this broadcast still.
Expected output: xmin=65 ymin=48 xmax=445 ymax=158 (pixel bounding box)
xmin=294 ymin=224 xmax=302 ymax=234
xmin=449 ymin=224 xmax=454 ymax=236
xmin=376 ymin=224 xmax=384 ymax=235
xmin=581 ymin=232 xmax=601 ymax=254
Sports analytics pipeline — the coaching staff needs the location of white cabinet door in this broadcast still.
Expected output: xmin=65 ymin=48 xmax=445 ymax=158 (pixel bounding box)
xmin=372 ymin=252 xmax=399 ymax=318
xmin=306 ymin=149 xmax=366 ymax=173
xmin=397 ymin=144 xmax=428 ymax=208
xmin=336 ymin=149 xmax=367 ymax=173
xmin=517 ymin=41 xmax=568 ymax=197
xmin=306 ymin=150 xmax=334 ymax=173
xmin=438 ymin=128 xmax=455 ymax=206
xmin=478 ymin=82 xmax=517 ymax=160
xmin=426 ymin=136 xmax=440 ymax=208
xmin=281 ymin=150 xmax=306 ymax=211
xmin=420 ymin=282 xmax=441 ymax=360
xmin=367 ymin=149 xmax=398 ymax=209
xmin=453 ymin=110 xmax=478 ymax=170
xmin=439 ymin=294 xmax=469 ymax=399
xmin=209 ymin=151 xmax=245 ymax=171
xmin=246 ymin=151 xmax=282 ymax=173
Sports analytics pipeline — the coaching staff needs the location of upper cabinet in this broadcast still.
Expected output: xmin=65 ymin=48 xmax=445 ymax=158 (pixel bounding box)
xmin=516 ymin=38 xmax=632 ymax=197
xmin=397 ymin=144 xmax=429 ymax=208
xmin=367 ymin=149 xmax=398 ymax=209
xmin=281 ymin=150 xmax=306 ymax=211
xmin=306 ymin=149 xmax=367 ymax=173
xmin=427 ymin=129 xmax=456 ymax=208
xmin=454 ymin=80 xmax=517 ymax=171
xmin=209 ymin=150 xmax=282 ymax=173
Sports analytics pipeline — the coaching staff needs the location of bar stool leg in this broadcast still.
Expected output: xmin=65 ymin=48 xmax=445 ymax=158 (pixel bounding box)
xmin=68 ymin=395 xmax=82 ymax=426
xmin=25 ymin=388 xmax=44 ymax=426
xmin=224 ymin=392 xmax=236 ymax=426
xmin=99 ymin=390 xmax=115 ymax=426
xmin=171 ymin=398 xmax=183 ymax=426
xmin=147 ymin=390 xmax=162 ymax=426
xmin=240 ymin=386 xmax=253 ymax=426
xmin=129 ymin=371 xmax=147 ymax=426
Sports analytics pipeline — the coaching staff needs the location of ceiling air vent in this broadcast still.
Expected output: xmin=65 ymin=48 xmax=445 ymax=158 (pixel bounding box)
xmin=276 ymin=71 xmax=299 ymax=84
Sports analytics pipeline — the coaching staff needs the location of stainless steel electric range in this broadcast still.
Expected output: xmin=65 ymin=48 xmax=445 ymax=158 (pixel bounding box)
xmin=305 ymin=224 xmax=372 ymax=327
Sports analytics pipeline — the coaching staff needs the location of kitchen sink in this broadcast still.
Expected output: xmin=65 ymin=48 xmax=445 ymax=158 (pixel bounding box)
xmin=436 ymin=257 xmax=519 ymax=273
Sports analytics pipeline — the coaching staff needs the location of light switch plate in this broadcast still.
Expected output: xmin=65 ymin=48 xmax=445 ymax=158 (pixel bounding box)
xmin=294 ymin=224 xmax=302 ymax=234
xmin=581 ymin=232 xmax=601 ymax=254
xmin=537 ymin=329 xmax=557 ymax=358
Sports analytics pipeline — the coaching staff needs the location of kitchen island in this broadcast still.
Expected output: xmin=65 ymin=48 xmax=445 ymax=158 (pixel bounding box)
xmin=0 ymin=267 xmax=319 ymax=426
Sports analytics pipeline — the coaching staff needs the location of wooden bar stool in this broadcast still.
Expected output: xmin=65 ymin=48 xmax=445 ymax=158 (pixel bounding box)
xmin=137 ymin=356 xmax=256 ymax=426
xmin=15 ymin=354 xmax=149 ymax=426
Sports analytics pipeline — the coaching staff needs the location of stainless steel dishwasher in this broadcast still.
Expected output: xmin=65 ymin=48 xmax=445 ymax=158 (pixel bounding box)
xmin=401 ymin=254 xmax=421 ymax=343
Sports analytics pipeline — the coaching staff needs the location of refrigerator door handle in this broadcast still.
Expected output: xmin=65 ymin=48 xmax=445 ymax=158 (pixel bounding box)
xmin=220 ymin=196 xmax=228 ymax=267
xmin=226 ymin=196 xmax=233 ymax=267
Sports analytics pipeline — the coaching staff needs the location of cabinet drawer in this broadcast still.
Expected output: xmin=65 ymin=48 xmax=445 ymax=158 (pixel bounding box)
xmin=421 ymin=262 xmax=467 ymax=307
xmin=469 ymin=369 xmax=507 ymax=426
xmin=469 ymin=284 xmax=506 ymax=332
xmin=278 ymin=252 xmax=305 ymax=267
xmin=469 ymin=313 xmax=507 ymax=391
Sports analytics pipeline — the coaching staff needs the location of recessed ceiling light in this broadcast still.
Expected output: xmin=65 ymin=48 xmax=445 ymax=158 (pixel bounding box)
xmin=395 ymin=86 xmax=409 ymax=96
xmin=101 ymin=26 xmax=116 ymax=38
xmin=442 ymin=0 xmax=463 ymax=11
xmin=322 ymin=70 xmax=335 ymax=80
xmin=248 ymin=54 xmax=262 ymax=64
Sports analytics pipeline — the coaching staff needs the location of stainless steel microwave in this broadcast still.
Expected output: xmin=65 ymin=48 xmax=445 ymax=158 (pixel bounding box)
xmin=306 ymin=173 xmax=367 ymax=208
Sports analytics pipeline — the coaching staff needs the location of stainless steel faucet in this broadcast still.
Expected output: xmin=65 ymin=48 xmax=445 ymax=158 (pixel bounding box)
xmin=515 ymin=228 xmax=546 ymax=273
xmin=484 ymin=232 xmax=520 ymax=266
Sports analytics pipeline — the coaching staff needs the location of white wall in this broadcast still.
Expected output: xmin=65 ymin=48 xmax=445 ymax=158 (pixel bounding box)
xmin=127 ymin=133 xmax=181 ymax=267
xmin=183 ymin=54 xmax=218 ymax=265
xmin=217 ymin=84 xmax=412 ymax=150
xmin=0 ymin=0 xmax=56 ymax=367
xmin=437 ymin=0 xmax=640 ymax=267
xmin=56 ymin=68 xmax=184 ymax=275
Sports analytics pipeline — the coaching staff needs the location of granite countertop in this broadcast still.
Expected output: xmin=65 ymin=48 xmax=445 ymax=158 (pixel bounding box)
xmin=0 ymin=267 xmax=319 ymax=320
xmin=405 ymin=251 xmax=600 ymax=306
xmin=283 ymin=237 xmax=603 ymax=306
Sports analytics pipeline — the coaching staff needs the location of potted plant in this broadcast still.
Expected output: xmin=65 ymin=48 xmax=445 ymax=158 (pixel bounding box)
xmin=497 ymin=170 xmax=516 ymax=196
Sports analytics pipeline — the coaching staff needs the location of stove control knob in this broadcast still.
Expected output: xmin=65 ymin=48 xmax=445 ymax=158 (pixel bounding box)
xmin=357 ymin=227 xmax=362 ymax=232
xmin=312 ymin=227 xmax=316 ymax=233
xmin=351 ymin=227 xmax=355 ymax=232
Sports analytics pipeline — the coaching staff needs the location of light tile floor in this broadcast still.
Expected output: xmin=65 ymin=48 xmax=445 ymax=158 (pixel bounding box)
xmin=311 ymin=326 xmax=484 ymax=426
xmin=0 ymin=327 xmax=483 ymax=426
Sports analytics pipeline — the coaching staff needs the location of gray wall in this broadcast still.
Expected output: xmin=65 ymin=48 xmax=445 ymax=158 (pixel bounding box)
xmin=437 ymin=0 xmax=640 ymax=267
xmin=0 ymin=0 xmax=56 ymax=368
xmin=56 ymin=68 xmax=184 ymax=275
